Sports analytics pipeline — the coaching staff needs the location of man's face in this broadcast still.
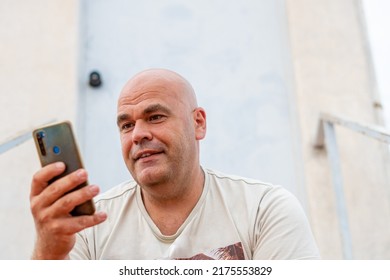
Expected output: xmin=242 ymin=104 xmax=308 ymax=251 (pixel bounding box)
xmin=117 ymin=74 xmax=205 ymax=188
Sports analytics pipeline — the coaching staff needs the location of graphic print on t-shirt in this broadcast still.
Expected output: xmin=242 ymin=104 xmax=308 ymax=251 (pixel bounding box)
xmin=176 ymin=242 xmax=245 ymax=260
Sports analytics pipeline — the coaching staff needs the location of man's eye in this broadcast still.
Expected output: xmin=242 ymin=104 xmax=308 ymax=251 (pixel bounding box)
xmin=121 ymin=123 xmax=134 ymax=132
xmin=149 ymin=115 xmax=165 ymax=122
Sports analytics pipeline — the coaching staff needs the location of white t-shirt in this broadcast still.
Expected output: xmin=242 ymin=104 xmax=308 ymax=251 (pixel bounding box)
xmin=70 ymin=168 xmax=320 ymax=259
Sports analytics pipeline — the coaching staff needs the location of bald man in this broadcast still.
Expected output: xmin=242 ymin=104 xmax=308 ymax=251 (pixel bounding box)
xmin=30 ymin=69 xmax=320 ymax=260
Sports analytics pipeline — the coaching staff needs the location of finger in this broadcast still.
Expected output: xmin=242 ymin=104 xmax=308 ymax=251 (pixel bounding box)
xmin=30 ymin=162 xmax=66 ymax=198
xmin=41 ymin=168 xmax=88 ymax=205
xmin=31 ymin=168 xmax=88 ymax=213
xmin=51 ymin=212 xmax=107 ymax=235
xmin=51 ymin=185 xmax=100 ymax=216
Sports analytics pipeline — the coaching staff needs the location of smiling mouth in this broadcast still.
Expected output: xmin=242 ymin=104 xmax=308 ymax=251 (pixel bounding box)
xmin=135 ymin=151 xmax=163 ymax=161
xmin=140 ymin=153 xmax=152 ymax=159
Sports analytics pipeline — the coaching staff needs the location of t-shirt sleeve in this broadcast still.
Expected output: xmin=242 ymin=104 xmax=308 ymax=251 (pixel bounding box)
xmin=252 ymin=186 xmax=320 ymax=259
xmin=69 ymin=231 xmax=93 ymax=260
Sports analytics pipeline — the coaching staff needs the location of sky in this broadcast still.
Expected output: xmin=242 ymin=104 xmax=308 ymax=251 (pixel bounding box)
xmin=361 ymin=0 xmax=390 ymax=128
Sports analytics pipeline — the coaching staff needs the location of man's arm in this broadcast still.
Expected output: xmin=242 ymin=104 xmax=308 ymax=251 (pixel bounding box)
xmin=252 ymin=187 xmax=320 ymax=259
xmin=30 ymin=162 xmax=107 ymax=259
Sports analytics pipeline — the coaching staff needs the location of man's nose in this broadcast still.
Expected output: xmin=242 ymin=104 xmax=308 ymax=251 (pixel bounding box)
xmin=132 ymin=121 xmax=152 ymax=145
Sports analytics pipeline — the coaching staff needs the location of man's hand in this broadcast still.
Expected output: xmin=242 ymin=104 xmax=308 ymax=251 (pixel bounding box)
xmin=30 ymin=162 xmax=107 ymax=259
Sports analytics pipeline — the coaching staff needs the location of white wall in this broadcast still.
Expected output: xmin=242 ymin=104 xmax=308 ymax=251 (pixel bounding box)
xmin=361 ymin=0 xmax=390 ymax=129
xmin=286 ymin=0 xmax=390 ymax=259
xmin=0 ymin=0 xmax=78 ymax=259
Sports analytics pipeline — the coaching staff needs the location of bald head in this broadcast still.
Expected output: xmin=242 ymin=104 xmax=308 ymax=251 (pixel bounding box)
xmin=116 ymin=68 xmax=207 ymax=191
xmin=118 ymin=68 xmax=198 ymax=110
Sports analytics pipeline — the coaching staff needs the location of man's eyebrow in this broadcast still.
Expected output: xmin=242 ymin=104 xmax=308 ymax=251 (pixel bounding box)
xmin=117 ymin=104 xmax=172 ymax=127
xmin=143 ymin=103 xmax=171 ymax=115
xmin=117 ymin=113 xmax=131 ymax=127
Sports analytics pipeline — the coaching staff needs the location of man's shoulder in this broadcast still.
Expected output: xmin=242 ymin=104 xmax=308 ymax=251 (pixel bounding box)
xmin=94 ymin=179 xmax=137 ymax=205
xmin=204 ymin=168 xmax=275 ymax=189
xmin=204 ymin=168 xmax=294 ymax=203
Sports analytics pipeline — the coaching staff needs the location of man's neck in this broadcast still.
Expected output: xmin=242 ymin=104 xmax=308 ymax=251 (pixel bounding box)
xmin=140 ymin=166 xmax=205 ymax=235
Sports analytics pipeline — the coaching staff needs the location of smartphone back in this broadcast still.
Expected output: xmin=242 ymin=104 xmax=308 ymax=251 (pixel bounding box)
xmin=33 ymin=121 xmax=95 ymax=216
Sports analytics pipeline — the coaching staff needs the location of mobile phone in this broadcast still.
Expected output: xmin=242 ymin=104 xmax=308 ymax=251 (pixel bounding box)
xmin=32 ymin=121 xmax=95 ymax=216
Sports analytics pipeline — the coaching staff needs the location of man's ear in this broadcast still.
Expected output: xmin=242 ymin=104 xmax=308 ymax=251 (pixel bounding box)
xmin=194 ymin=107 xmax=206 ymax=140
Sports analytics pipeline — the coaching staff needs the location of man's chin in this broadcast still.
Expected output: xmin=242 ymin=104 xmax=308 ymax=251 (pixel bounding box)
xmin=134 ymin=166 xmax=168 ymax=187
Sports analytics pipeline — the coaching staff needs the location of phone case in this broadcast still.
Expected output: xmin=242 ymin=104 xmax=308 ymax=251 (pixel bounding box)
xmin=32 ymin=121 xmax=95 ymax=216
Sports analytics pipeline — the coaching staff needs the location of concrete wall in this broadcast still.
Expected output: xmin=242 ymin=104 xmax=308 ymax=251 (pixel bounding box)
xmin=0 ymin=0 xmax=78 ymax=259
xmin=286 ymin=0 xmax=390 ymax=259
xmin=0 ymin=0 xmax=389 ymax=259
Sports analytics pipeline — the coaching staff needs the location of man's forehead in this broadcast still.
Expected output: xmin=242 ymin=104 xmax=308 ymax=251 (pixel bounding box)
xmin=121 ymin=71 xmax=179 ymax=95
xmin=118 ymin=88 xmax=177 ymax=109
xmin=119 ymin=74 xmax=180 ymax=101
xmin=118 ymin=69 xmax=197 ymax=111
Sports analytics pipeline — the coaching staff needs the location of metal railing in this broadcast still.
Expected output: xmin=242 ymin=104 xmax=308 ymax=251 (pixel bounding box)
xmin=314 ymin=112 xmax=390 ymax=259
xmin=0 ymin=128 xmax=34 ymax=155
xmin=0 ymin=120 xmax=56 ymax=155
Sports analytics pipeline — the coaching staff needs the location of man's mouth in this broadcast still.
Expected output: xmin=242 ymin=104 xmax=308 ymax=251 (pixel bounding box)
xmin=134 ymin=150 xmax=163 ymax=161
xmin=140 ymin=153 xmax=152 ymax=159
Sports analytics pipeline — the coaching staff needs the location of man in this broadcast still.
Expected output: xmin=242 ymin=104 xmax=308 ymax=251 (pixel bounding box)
xmin=30 ymin=68 xmax=320 ymax=259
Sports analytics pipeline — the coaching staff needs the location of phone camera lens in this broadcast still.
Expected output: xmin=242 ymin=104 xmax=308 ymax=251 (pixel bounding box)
xmin=36 ymin=131 xmax=47 ymax=156
xmin=37 ymin=131 xmax=45 ymax=139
